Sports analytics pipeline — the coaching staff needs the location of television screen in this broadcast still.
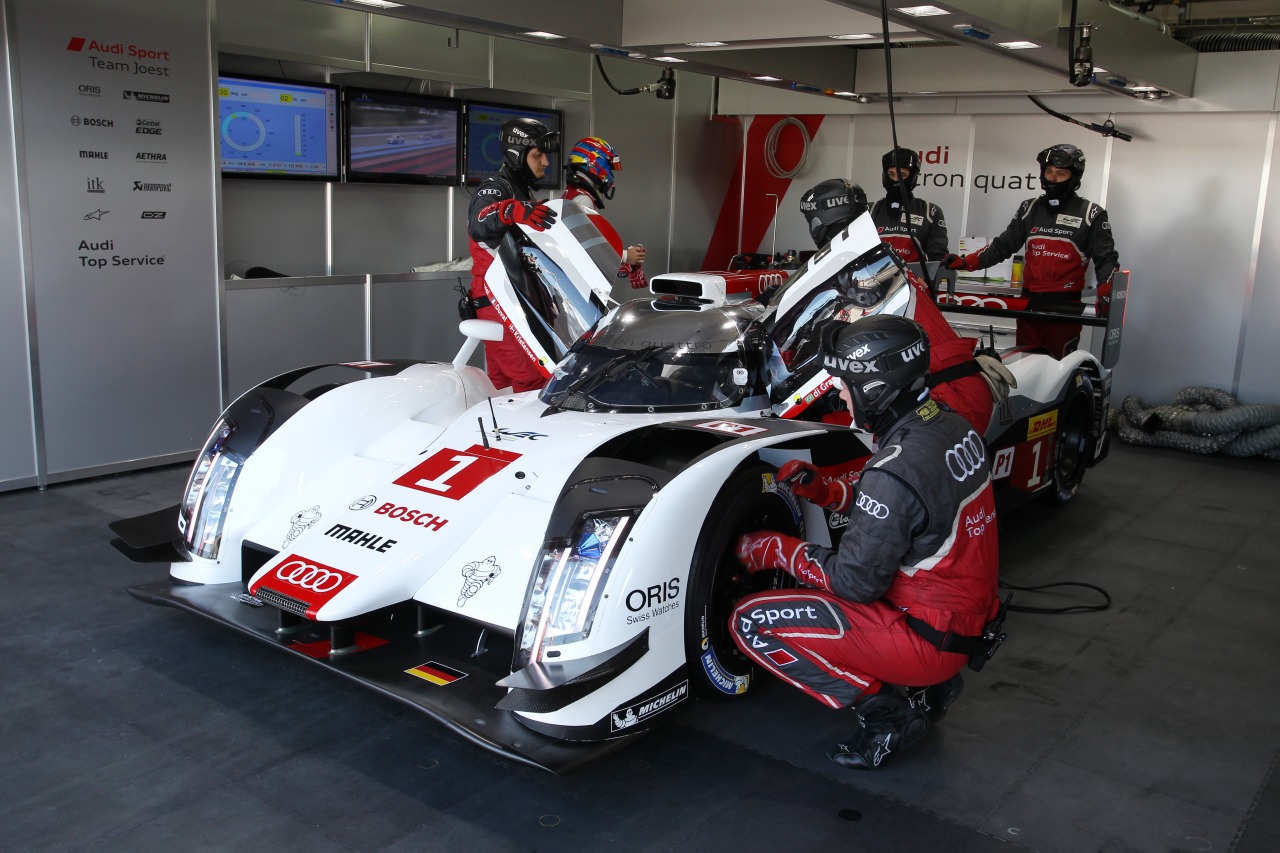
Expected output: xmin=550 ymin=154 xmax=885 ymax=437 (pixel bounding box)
xmin=217 ymin=75 xmax=340 ymax=180
xmin=465 ymin=100 xmax=564 ymax=189
xmin=344 ymin=87 xmax=463 ymax=186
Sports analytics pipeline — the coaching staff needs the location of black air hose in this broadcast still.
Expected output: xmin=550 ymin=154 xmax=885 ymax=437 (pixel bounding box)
xmin=1111 ymin=387 xmax=1280 ymax=460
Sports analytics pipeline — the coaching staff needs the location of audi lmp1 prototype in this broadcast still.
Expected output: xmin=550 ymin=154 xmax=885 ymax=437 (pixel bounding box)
xmin=111 ymin=201 xmax=1123 ymax=772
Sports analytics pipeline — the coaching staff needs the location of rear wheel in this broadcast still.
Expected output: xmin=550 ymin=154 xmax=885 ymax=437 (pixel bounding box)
xmin=1044 ymin=371 xmax=1095 ymax=504
xmin=684 ymin=463 xmax=802 ymax=699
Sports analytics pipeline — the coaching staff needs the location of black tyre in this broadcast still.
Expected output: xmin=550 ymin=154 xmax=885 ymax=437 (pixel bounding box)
xmin=684 ymin=463 xmax=802 ymax=699
xmin=1044 ymin=370 xmax=1095 ymax=504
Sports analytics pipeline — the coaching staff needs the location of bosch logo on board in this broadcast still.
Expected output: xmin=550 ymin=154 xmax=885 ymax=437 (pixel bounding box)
xmin=72 ymin=115 xmax=114 ymax=128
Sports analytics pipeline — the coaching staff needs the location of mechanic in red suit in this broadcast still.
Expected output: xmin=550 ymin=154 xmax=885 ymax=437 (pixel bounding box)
xmin=466 ymin=117 xmax=560 ymax=392
xmin=944 ymin=143 xmax=1119 ymax=358
xmin=870 ymin=147 xmax=950 ymax=264
xmin=561 ymin=136 xmax=648 ymax=290
xmin=800 ymin=178 xmax=1013 ymax=435
xmin=730 ymin=315 xmax=1001 ymax=770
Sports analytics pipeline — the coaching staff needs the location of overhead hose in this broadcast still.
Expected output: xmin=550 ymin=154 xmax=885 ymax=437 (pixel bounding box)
xmin=1110 ymin=387 xmax=1280 ymax=460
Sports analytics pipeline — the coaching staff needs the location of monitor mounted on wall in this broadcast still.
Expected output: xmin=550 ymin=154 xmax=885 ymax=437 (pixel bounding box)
xmin=343 ymin=87 xmax=463 ymax=186
xmin=217 ymin=75 xmax=340 ymax=181
xmin=464 ymin=100 xmax=564 ymax=189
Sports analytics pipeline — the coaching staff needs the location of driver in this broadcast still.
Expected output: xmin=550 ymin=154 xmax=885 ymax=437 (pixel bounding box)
xmin=466 ymin=117 xmax=561 ymax=392
xmin=796 ymin=178 xmax=1014 ymax=437
xmin=562 ymin=136 xmax=648 ymax=290
xmin=729 ymin=315 xmax=1000 ymax=770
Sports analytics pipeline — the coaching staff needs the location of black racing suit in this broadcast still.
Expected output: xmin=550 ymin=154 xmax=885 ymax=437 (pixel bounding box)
xmin=466 ymin=165 xmax=546 ymax=391
xmin=729 ymin=399 xmax=1000 ymax=708
xmin=973 ymin=192 xmax=1118 ymax=357
xmin=870 ymin=196 xmax=949 ymax=264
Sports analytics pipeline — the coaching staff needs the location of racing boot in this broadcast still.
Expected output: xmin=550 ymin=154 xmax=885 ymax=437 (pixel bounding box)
xmin=828 ymin=687 xmax=930 ymax=770
xmin=906 ymin=673 xmax=965 ymax=723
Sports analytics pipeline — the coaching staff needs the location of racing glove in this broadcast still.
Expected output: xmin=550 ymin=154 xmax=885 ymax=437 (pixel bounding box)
xmin=943 ymin=252 xmax=982 ymax=272
xmin=735 ymin=531 xmax=832 ymax=591
xmin=496 ymin=199 xmax=558 ymax=231
xmin=975 ymin=354 xmax=1017 ymax=405
xmin=776 ymin=460 xmax=860 ymax=512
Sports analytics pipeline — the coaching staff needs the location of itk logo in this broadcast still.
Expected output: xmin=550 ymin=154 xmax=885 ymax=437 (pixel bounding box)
xmin=86 ymin=177 xmax=104 ymax=193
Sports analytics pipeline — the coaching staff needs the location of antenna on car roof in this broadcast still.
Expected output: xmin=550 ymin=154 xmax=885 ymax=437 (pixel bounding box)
xmin=488 ymin=397 xmax=502 ymax=441
xmin=477 ymin=416 xmax=490 ymax=450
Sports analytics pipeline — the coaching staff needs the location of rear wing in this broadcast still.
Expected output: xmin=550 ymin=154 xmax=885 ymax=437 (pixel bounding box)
xmin=933 ymin=269 xmax=1128 ymax=369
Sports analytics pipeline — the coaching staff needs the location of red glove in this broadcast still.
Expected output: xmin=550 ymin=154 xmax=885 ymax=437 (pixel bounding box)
xmin=496 ymin=199 xmax=558 ymax=231
xmin=735 ymin=532 xmax=831 ymax=590
xmin=776 ymin=460 xmax=859 ymax=512
xmin=943 ymin=252 xmax=982 ymax=272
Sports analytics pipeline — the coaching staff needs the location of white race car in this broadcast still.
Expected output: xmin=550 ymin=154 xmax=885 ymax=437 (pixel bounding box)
xmin=111 ymin=201 xmax=1122 ymax=772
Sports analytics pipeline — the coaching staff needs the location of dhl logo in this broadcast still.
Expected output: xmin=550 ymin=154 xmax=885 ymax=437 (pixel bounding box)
xmin=1028 ymin=409 xmax=1059 ymax=440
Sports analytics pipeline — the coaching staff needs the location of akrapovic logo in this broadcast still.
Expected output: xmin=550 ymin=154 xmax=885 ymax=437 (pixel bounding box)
xmin=132 ymin=181 xmax=171 ymax=192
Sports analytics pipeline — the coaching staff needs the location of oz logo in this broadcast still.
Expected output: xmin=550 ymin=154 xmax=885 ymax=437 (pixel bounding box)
xmin=393 ymin=444 xmax=521 ymax=500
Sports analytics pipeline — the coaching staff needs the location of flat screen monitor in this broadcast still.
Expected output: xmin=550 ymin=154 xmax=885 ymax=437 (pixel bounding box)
xmin=465 ymin=100 xmax=563 ymax=189
xmin=344 ymin=87 xmax=463 ymax=186
xmin=217 ymin=75 xmax=340 ymax=180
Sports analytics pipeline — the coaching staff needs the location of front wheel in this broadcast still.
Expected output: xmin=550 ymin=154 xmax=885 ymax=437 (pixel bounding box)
xmin=684 ymin=463 xmax=802 ymax=699
xmin=1044 ymin=370 xmax=1095 ymax=504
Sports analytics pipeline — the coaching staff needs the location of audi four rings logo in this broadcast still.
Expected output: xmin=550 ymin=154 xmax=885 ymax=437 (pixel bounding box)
xmin=946 ymin=431 xmax=987 ymax=482
xmin=856 ymin=493 xmax=890 ymax=519
xmin=276 ymin=560 xmax=345 ymax=592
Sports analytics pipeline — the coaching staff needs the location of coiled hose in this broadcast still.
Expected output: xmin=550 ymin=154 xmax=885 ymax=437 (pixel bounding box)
xmin=1109 ymin=387 xmax=1280 ymax=460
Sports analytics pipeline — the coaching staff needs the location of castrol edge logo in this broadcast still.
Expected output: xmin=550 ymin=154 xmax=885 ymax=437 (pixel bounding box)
xmin=250 ymin=555 xmax=355 ymax=616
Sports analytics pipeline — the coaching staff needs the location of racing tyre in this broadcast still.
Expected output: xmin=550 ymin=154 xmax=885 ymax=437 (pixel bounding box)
xmin=685 ymin=463 xmax=802 ymax=700
xmin=1044 ymin=370 xmax=1095 ymax=504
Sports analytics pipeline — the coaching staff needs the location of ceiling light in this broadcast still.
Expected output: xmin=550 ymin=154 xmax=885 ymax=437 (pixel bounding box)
xmin=342 ymin=0 xmax=404 ymax=7
xmin=685 ymin=41 xmax=728 ymax=47
xmin=829 ymin=34 xmax=875 ymax=40
xmin=1128 ymin=85 xmax=1160 ymax=92
xmin=896 ymin=5 xmax=950 ymax=16
xmin=1093 ymin=67 xmax=1108 ymax=74
xmin=652 ymin=56 xmax=687 ymax=63
xmin=752 ymin=75 xmax=781 ymax=81
xmin=834 ymin=91 xmax=857 ymax=97
xmin=522 ymin=31 xmax=565 ymax=39
xmin=627 ymin=52 xmax=649 ymax=59
xmin=997 ymin=41 xmax=1039 ymax=50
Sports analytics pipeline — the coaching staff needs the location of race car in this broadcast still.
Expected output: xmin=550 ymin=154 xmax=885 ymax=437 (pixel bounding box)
xmin=110 ymin=201 xmax=1119 ymax=772
xmin=387 ymin=134 xmax=406 ymax=145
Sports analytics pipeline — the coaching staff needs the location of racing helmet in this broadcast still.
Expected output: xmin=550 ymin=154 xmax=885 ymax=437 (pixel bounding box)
xmin=565 ymin=137 xmax=621 ymax=206
xmin=882 ymin=147 xmax=920 ymax=192
xmin=799 ymin=179 xmax=869 ymax=248
xmin=835 ymin=241 xmax=909 ymax=309
xmin=820 ymin=314 xmax=930 ymax=433
xmin=1037 ymin=143 xmax=1085 ymax=198
xmin=500 ymin=117 xmax=561 ymax=183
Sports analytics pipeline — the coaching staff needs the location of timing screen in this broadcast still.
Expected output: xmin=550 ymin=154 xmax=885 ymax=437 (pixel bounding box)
xmin=218 ymin=78 xmax=338 ymax=176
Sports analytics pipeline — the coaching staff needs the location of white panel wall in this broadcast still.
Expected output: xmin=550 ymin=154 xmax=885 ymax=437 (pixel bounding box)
xmin=1240 ymin=117 xmax=1280 ymax=404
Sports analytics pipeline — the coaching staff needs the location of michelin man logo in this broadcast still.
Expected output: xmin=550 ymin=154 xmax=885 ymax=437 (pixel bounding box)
xmin=458 ymin=556 xmax=501 ymax=607
xmin=283 ymin=505 xmax=321 ymax=549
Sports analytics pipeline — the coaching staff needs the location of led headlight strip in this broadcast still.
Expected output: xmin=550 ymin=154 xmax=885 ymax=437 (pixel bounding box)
xmin=179 ymin=419 xmax=243 ymax=560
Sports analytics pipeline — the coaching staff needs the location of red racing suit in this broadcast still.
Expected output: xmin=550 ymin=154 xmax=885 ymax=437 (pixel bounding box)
xmin=466 ymin=167 xmax=550 ymax=392
xmin=898 ymin=269 xmax=994 ymax=435
xmin=870 ymin=196 xmax=949 ymax=264
xmin=730 ymin=400 xmax=999 ymax=708
xmin=562 ymin=187 xmax=648 ymax=290
xmin=973 ymin=193 xmax=1118 ymax=358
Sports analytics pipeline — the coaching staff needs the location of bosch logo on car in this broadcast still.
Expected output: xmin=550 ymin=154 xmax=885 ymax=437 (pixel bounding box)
xmin=373 ymin=502 xmax=449 ymax=530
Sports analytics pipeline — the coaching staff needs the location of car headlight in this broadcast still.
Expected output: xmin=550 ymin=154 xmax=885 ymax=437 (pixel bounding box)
xmin=514 ymin=513 xmax=633 ymax=670
xmin=179 ymin=419 xmax=243 ymax=560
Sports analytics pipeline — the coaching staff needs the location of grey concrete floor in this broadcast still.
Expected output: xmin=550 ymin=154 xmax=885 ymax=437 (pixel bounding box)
xmin=1 ymin=441 xmax=1278 ymax=852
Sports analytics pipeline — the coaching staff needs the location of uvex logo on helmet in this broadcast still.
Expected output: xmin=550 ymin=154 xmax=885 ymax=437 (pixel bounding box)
xmin=823 ymin=354 xmax=880 ymax=374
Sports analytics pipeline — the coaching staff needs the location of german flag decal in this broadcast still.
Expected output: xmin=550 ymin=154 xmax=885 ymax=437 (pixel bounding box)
xmin=406 ymin=661 xmax=468 ymax=686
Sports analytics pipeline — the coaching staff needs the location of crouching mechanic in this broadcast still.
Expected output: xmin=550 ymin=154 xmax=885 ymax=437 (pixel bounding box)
xmin=729 ymin=314 xmax=1000 ymax=770
xmin=799 ymin=178 xmax=1015 ymax=435
xmin=466 ymin=117 xmax=561 ymax=392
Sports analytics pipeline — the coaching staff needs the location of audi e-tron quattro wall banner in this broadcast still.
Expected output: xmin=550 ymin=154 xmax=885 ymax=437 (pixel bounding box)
xmin=10 ymin=0 xmax=219 ymax=475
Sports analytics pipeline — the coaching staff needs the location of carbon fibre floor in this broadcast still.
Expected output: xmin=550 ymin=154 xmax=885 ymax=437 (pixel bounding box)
xmin=2 ymin=441 xmax=1278 ymax=853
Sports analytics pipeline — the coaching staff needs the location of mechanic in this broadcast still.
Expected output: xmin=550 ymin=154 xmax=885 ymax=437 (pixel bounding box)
xmin=943 ymin=143 xmax=1119 ymax=358
xmin=466 ymin=117 xmax=561 ymax=392
xmin=870 ymin=147 xmax=949 ymax=265
xmin=562 ymin=136 xmax=648 ymax=290
xmin=799 ymin=178 xmax=1014 ymax=434
xmin=730 ymin=314 xmax=1001 ymax=770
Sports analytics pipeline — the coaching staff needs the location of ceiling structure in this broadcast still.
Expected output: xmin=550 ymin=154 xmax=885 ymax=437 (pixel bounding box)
xmin=310 ymin=0 xmax=1280 ymax=103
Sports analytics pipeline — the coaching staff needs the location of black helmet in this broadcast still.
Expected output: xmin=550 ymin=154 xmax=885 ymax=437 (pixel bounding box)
xmin=821 ymin=314 xmax=929 ymax=433
xmin=500 ymin=117 xmax=561 ymax=183
xmin=835 ymin=241 xmax=909 ymax=309
xmin=882 ymin=147 xmax=920 ymax=193
xmin=799 ymin=178 xmax=869 ymax=248
xmin=1037 ymin=143 xmax=1085 ymax=199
